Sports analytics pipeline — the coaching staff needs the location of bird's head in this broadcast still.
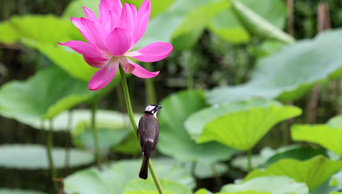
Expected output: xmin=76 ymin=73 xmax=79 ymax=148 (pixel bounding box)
xmin=144 ymin=105 xmax=162 ymax=116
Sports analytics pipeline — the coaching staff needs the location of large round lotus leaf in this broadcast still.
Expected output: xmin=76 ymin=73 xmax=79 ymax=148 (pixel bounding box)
xmin=0 ymin=189 xmax=46 ymax=194
xmin=157 ymin=90 xmax=238 ymax=163
xmin=185 ymin=99 xmax=280 ymax=139
xmin=221 ymin=176 xmax=309 ymax=194
xmin=64 ymin=159 xmax=195 ymax=194
xmin=123 ymin=179 xmax=192 ymax=194
xmin=244 ymin=155 xmax=342 ymax=191
xmin=0 ymin=66 xmax=102 ymax=127
xmin=0 ymin=144 xmax=93 ymax=169
xmin=197 ymin=104 xmax=301 ymax=151
xmin=291 ymin=124 xmax=342 ymax=155
xmin=206 ymin=29 xmax=342 ymax=104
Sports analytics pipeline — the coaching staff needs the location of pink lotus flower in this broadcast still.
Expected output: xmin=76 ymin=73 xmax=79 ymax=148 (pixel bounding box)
xmin=60 ymin=0 xmax=173 ymax=91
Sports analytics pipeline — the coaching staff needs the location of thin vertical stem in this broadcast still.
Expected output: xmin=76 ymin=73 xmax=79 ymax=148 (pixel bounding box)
xmin=43 ymin=120 xmax=58 ymax=192
xmin=187 ymin=51 xmax=195 ymax=90
xmin=64 ymin=110 xmax=72 ymax=175
xmin=145 ymin=63 xmax=157 ymax=105
xmin=211 ymin=163 xmax=223 ymax=190
xmin=286 ymin=0 xmax=294 ymax=36
xmin=190 ymin=161 xmax=197 ymax=177
xmin=119 ymin=66 xmax=164 ymax=194
xmin=247 ymin=150 xmax=252 ymax=172
xmin=91 ymin=96 xmax=102 ymax=170
xmin=233 ymin=45 xmax=241 ymax=85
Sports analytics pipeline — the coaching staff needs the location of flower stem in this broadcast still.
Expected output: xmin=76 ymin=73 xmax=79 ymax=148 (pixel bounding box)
xmin=44 ymin=120 xmax=58 ymax=192
xmin=119 ymin=66 xmax=164 ymax=194
xmin=91 ymin=95 xmax=102 ymax=170
xmin=247 ymin=150 xmax=252 ymax=172
xmin=144 ymin=63 xmax=157 ymax=105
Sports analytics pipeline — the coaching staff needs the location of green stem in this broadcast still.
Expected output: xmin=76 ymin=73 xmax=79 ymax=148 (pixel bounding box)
xmin=91 ymin=96 xmax=102 ymax=170
xmin=119 ymin=66 xmax=164 ymax=194
xmin=44 ymin=120 xmax=58 ymax=192
xmin=247 ymin=150 xmax=252 ymax=172
xmin=64 ymin=110 xmax=72 ymax=175
xmin=145 ymin=63 xmax=157 ymax=105
xmin=187 ymin=51 xmax=195 ymax=90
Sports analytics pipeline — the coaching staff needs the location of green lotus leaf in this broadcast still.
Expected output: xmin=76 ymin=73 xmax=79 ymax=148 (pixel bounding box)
xmin=260 ymin=145 xmax=326 ymax=168
xmin=194 ymin=189 xmax=213 ymax=194
xmin=221 ymin=176 xmax=309 ymax=194
xmin=158 ymin=90 xmax=238 ymax=163
xmin=327 ymin=114 xmax=342 ymax=128
xmin=244 ymin=155 xmax=342 ymax=191
xmin=0 ymin=144 xmax=93 ymax=169
xmin=0 ymin=15 xmax=98 ymax=81
xmin=185 ymin=99 xmax=280 ymax=140
xmin=123 ymin=179 xmax=191 ymax=194
xmin=231 ymin=147 xmax=276 ymax=171
xmin=218 ymin=191 xmax=270 ymax=194
xmin=197 ymin=104 xmax=301 ymax=151
xmin=0 ymin=189 xmax=46 ymax=194
xmin=64 ymin=159 xmax=195 ymax=194
xmin=206 ymin=29 xmax=342 ymax=105
xmin=230 ymin=0 xmax=293 ymax=43
xmin=291 ymin=124 xmax=342 ymax=155
xmin=209 ymin=0 xmax=286 ymax=44
xmin=0 ymin=66 xmax=105 ymax=126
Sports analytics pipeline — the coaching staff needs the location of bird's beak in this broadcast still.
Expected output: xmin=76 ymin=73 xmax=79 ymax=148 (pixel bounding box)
xmin=157 ymin=105 xmax=162 ymax=110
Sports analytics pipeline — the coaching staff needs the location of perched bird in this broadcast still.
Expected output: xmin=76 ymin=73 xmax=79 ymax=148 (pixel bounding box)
xmin=138 ymin=105 xmax=162 ymax=179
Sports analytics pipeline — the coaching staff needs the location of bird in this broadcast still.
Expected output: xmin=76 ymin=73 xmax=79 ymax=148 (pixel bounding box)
xmin=138 ymin=104 xmax=162 ymax=179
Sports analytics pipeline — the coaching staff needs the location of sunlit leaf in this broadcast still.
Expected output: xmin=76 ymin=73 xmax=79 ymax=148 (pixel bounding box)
xmin=0 ymin=66 xmax=102 ymax=126
xmin=230 ymin=0 xmax=294 ymax=43
xmin=194 ymin=189 xmax=213 ymax=194
xmin=25 ymin=41 xmax=98 ymax=82
xmin=291 ymin=124 xmax=342 ymax=155
xmin=207 ymin=29 xmax=342 ymax=104
xmin=197 ymin=104 xmax=301 ymax=151
xmin=158 ymin=90 xmax=238 ymax=163
xmin=327 ymin=114 xmax=342 ymax=128
xmin=64 ymin=160 xmax=195 ymax=194
xmin=209 ymin=0 xmax=287 ymax=44
xmin=171 ymin=0 xmax=229 ymax=50
xmin=260 ymin=145 xmax=326 ymax=168
xmin=124 ymin=179 xmax=192 ymax=194
xmin=185 ymin=99 xmax=279 ymax=140
xmin=0 ymin=15 xmax=79 ymax=44
xmin=244 ymin=155 xmax=342 ymax=191
xmin=221 ymin=176 xmax=309 ymax=194
xmin=0 ymin=144 xmax=93 ymax=169
xmin=0 ymin=15 xmax=100 ymax=81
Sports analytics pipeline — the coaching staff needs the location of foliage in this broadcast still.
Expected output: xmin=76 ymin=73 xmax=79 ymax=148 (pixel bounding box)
xmin=1 ymin=0 xmax=342 ymax=193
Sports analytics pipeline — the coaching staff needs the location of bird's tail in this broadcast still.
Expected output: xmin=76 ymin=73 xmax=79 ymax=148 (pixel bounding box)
xmin=139 ymin=155 xmax=149 ymax=179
